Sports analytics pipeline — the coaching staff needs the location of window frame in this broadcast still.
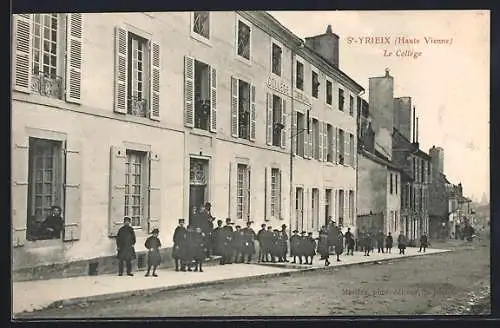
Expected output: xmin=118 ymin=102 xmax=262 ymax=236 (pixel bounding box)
xmin=127 ymin=31 xmax=150 ymax=118
xmin=311 ymin=66 xmax=320 ymax=99
xmin=236 ymin=163 xmax=251 ymax=221
xmin=296 ymin=111 xmax=305 ymax=157
xmin=349 ymin=94 xmax=354 ymax=116
xmin=295 ymin=56 xmax=305 ymax=91
xmin=311 ymin=118 xmax=320 ymax=160
xmin=338 ymin=88 xmax=345 ymax=111
xmin=312 ymin=188 xmax=319 ymax=230
xmin=190 ymin=11 xmax=211 ymax=45
xmin=271 ymin=93 xmax=283 ymax=147
xmin=325 ymin=78 xmax=333 ymax=107
xmin=271 ymin=40 xmax=283 ymax=77
xmin=235 ymin=15 xmax=252 ymax=64
xmin=124 ymin=149 xmax=150 ymax=231
xmin=236 ymin=77 xmax=252 ymax=140
xmin=270 ymin=168 xmax=281 ymax=219
xmin=193 ymin=59 xmax=212 ymax=131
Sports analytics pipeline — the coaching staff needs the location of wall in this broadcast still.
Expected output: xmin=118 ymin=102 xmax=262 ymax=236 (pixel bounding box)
xmin=386 ymin=169 xmax=401 ymax=235
xmin=393 ymin=97 xmax=412 ymax=141
xmin=368 ymin=74 xmax=394 ymax=160
xmin=357 ymin=154 xmax=387 ymax=216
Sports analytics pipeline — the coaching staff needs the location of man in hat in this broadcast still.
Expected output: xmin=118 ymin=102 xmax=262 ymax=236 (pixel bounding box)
xmin=257 ymin=223 xmax=267 ymax=263
xmin=279 ymin=224 xmax=289 ymax=262
xmin=305 ymin=232 xmax=316 ymax=265
xmin=418 ymin=232 xmax=429 ymax=252
xmin=116 ymin=217 xmax=136 ymax=276
xmin=145 ymin=228 xmax=161 ymax=277
xmin=173 ymin=219 xmax=188 ymax=271
xmin=262 ymin=226 xmax=274 ymax=263
xmin=240 ymin=221 xmax=257 ymax=263
xmin=212 ymin=219 xmax=224 ymax=261
xmin=377 ymin=230 xmax=385 ymax=253
xmin=197 ymin=202 xmax=215 ymax=258
xmin=345 ymin=228 xmax=355 ymax=256
xmin=42 ymin=205 xmax=64 ymax=239
xmin=222 ymin=218 xmax=234 ymax=264
xmin=290 ymin=230 xmax=300 ymax=263
xmin=232 ymin=225 xmax=243 ymax=263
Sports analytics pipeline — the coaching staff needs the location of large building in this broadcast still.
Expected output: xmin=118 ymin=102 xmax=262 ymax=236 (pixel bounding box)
xmin=11 ymin=11 xmax=362 ymax=280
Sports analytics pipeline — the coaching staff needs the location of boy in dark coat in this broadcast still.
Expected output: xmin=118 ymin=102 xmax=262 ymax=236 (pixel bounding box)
xmin=192 ymin=227 xmax=206 ymax=272
xmin=116 ymin=217 xmax=136 ymax=276
xmin=290 ymin=230 xmax=300 ymax=263
xmin=398 ymin=231 xmax=407 ymax=255
xmin=377 ymin=230 xmax=385 ymax=253
xmin=263 ymin=226 xmax=274 ymax=263
xmin=232 ymin=225 xmax=243 ymax=263
xmin=222 ymin=218 xmax=234 ymax=264
xmin=279 ymin=224 xmax=289 ymax=262
xmin=385 ymin=232 xmax=394 ymax=253
xmin=42 ymin=205 xmax=64 ymax=239
xmin=418 ymin=233 xmax=428 ymax=252
xmin=317 ymin=229 xmax=330 ymax=266
xmin=346 ymin=230 xmax=355 ymax=255
xmin=173 ymin=219 xmax=188 ymax=271
xmin=271 ymin=229 xmax=280 ymax=263
xmin=297 ymin=231 xmax=307 ymax=264
xmin=363 ymin=232 xmax=372 ymax=256
xmin=240 ymin=221 xmax=256 ymax=263
xmin=257 ymin=224 xmax=267 ymax=263
xmin=145 ymin=228 xmax=161 ymax=277
xmin=212 ymin=219 xmax=224 ymax=258
xmin=305 ymin=232 xmax=316 ymax=265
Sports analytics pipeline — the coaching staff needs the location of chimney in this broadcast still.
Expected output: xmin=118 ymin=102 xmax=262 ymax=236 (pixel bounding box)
xmin=385 ymin=68 xmax=390 ymax=77
xmin=416 ymin=117 xmax=419 ymax=144
xmin=412 ymin=106 xmax=416 ymax=142
xmin=305 ymin=25 xmax=340 ymax=68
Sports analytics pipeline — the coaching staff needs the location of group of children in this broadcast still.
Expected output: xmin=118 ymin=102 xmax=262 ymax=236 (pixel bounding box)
xmin=289 ymin=231 xmax=317 ymax=265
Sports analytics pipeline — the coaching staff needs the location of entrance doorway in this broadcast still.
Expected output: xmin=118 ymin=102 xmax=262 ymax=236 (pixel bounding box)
xmin=189 ymin=158 xmax=209 ymax=225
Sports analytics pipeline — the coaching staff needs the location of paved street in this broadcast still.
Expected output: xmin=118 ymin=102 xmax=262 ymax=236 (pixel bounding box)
xmin=16 ymin=239 xmax=489 ymax=317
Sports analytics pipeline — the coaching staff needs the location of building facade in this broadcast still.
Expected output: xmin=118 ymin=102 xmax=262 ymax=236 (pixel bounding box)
xmin=11 ymin=11 xmax=362 ymax=279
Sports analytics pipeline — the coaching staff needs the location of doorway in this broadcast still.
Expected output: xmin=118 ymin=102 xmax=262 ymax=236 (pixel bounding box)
xmin=189 ymin=158 xmax=209 ymax=225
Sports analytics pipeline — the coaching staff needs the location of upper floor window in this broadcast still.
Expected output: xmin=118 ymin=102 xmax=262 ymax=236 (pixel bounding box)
xmin=194 ymin=60 xmax=212 ymax=131
xmin=326 ymin=80 xmax=332 ymax=105
xmin=349 ymin=95 xmax=354 ymax=116
xmin=312 ymin=71 xmax=319 ymax=98
xmin=238 ymin=79 xmax=251 ymax=139
xmin=395 ymin=174 xmax=398 ymax=194
xmin=296 ymin=112 xmax=305 ymax=157
xmin=312 ymin=119 xmax=319 ymax=160
xmin=326 ymin=124 xmax=334 ymax=162
xmin=338 ymin=88 xmax=344 ymax=111
xmin=390 ymin=173 xmax=393 ymax=194
xmin=237 ymin=20 xmax=251 ymax=60
xmin=338 ymin=129 xmax=345 ymax=164
xmin=193 ymin=11 xmax=210 ymax=40
xmin=127 ymin=32 xmax=150 ymax=118
xmin=272 ymin=43 xmax=282 ymax=76
xmin=296 ymin=61 xmax=304 ymax=90
xmin=272 ymin=95 xmax=283 ymax=147
xmin=349 ymin=133 xmax=355 ymax=166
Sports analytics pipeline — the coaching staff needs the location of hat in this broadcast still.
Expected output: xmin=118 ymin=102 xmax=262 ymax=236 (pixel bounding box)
xmin=225 ymin=218 xmax=234 ymax=224
xmin=292 ymin=230 xmax=298 ymax=233
xmin=261 ymin=223 xmax=266 ymax=228
xmin=267 ymin=226 xmax=273 ymax=229
xmin=124 ymin=216 xmax=131 ymax=222
xmin=273 ymin=229 xmax=279 ymax=232
xmin=204 ymin=202 xmax=212 ymax=208
xmin=235 ymin=225 xmax=241 ymax=228
xmin=217 ymin=219 xmax=223 ymax=224
xmin=308 ymin=232 xmax=313 ymax=235
xmin=301 ymin=231 xmax=306 ymax=234
xmin=151 ymin=228 xmax=159 ymax=234
xmin=51 ymin=205 xmax=62 ymax=210
xmin=247 ymin=221 xmax=253 ymax=225
xmin=178 ymin=218 xmax=185 ymax=223
xmin=282 ymin=224 xmax=287 ymax=229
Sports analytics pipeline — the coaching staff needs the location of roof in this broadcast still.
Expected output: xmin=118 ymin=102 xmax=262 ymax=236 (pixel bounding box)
xmin=359 ymin=148 xmax=404 ymax=173
xmin=393 ymin=128 xmax=431 ymax=160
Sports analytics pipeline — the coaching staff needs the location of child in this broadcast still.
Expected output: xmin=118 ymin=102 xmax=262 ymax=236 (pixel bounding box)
xmin=290 ymin=230 xmax=300 ymax=264
xmin=298 ymin=231 xmax=307 ymax=264
xmin=144 ymin=228 xmax=162 ymax=277
xmin=385 ymin=232 xmax=393 ymax=254
xmin=398 ymin=231 xmax=407 ymax=255
xmin=306 ymin=232 xmax=316 ymax=265
xmin=317 ymin=229 xmax=330 ymax=266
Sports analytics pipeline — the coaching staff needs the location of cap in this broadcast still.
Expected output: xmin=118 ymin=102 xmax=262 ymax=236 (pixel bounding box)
xmin=281 ymin=224 xmax=287 ymax=229
xmin=225 ymin=218 xmax=232 ymax=223
xmin=261 ymin=223 xmax=266 ymax=228
xmin=51 ymin=205 xmax=62 ymax=210
xmin=205 ymin=202 xmax=212 ymax=208
xmin=235 ymin=225 xmax=241 ymax=228
xmin=217 ymin=219 xmax=223 ymax=224
xmin=124 ymin=216 xmax=131 ymax=222
xmin=308 ymin=232 xmax=313 ymax=235
xmin=151 ymin=228 xmax=159 ymax=234
xmin=178 ymin=218 xmax=185 ymax=223
xmin=292 ymin=230 xmax=298 ymax=233
xmin=301 ymin=231 xmax=306 ymax=234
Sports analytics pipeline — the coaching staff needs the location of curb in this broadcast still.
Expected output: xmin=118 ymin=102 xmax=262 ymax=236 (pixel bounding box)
xmin=27 ymin=249 xmax=451 ymax=314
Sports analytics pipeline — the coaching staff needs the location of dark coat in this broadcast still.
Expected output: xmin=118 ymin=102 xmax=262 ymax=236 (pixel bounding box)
xmin=317 ymin=233 xmax=329 ymax=258
xmin=335 ymin=232 xmax=344 ymax=255
xmin=271 ymin=232 xmax=281 ymax=256
xmin=116 ymin=225 xmax=136 ymax=261
xmin=347 ymin=236 xmax=355 ymax=249
xmin=305 ymin=236 xmax=316 ymax=256
xmin=43 ymin=215 xmax=64 ymax=237
xmin=327 ymin=225 xmax=338 ymax=246
xmin=279 ymin=230 xmax=288 ymax=256
xmin=364 ymin=233 xmax=374 ymax=250
xmin=232 ymin=229 xmax=243 ymax=252
xmin=213 ymin=226 xmax=224 ymax=255
xmin=188 ymin=230 xmax=206 ymax=261
xmin=377 ymin=232 xmax=385 ymax=246
xmin=172 ymin=226 xmax=188 ymax=260
xmin=145 ymin=236 xmax=162 ymax=266
xmin=241 ymin=227 xmax=256 ymax=255
xmin=386 ymin=235 xmax=394 ymax=248
xmin=290 ymin=234 xmax=300 ymax=256
xmin=221 ymin=225 xmax=234 ymax=257
xmin=261 ymin=230 xmax=273 ymax=250
xmin=420 ymin=235 xmax=428 ymax=247
xmin=344 ymin=231 xmax=353 ymax=243
xmin=398 ymin=234 xmax=407 ymax=249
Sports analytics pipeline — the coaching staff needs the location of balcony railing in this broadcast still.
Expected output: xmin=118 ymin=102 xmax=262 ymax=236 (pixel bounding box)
xmin=128 ymin=97 xmax=148 ymax=117
xmin=31 ymin=73 xmax=63 ymax=99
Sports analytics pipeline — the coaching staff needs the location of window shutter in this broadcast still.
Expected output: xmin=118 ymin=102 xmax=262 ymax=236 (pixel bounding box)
xmin=250 ymin=85 xmax=256 ymax=141
xmin=63 ymin=140 xmax=82 ymax=241
xmin=13 ymin=14 xmax=32 ymax=93
xmin=291 ymin=110 xmax=297 ymax=155
xmin=184 ymin=56 xmax=195 ymax=127
xmin=303 ymin=119 xmax=308 ymax=158
xmin=109 ymin=146 xmax=126 ymax=237
xmin=353 ymin=135 xmax=357 ymax=167
xmin=335 ymin=128 xmax=340 ymax=164
xmin=247 ymin=165 xmax=253 ymax=222
xmin=308 ymin=116 xmax=313 ymax=159
xmin=306 ymin=189 xmax=311 ymax=229
xmin=230 ymin=77 xmax=239 ymax=137
xmin=12 ymin=132 xmax=29 ymax=247
xmin=114 ymin=26 xmax=128 ymax=114
xmin=229 ymin=162 xmax=237 ymax=220
xmin=265 ymin=167 xmax=271 ymax=221
xmin=65 ymin=13 xmax=83 ymax=104
xmin=279 ymin=169 xmax=284 ymax=220
xmin=148 ymin=151 xmax=161 ymax=233
xmin=210 ymin=66 xmax=217 ymax=132
xmin=266 ymin=93 xmax=273 ymax=145
xmin=344 ymin=190 xmax=349 ymax=226
xmin=318 ymin=121 xmax=324 ymax=161
xmin=345 ymin=134 xmax=350 ymax=166
xmin=280 ymin=98 xmax=287 ymax=149
xmin=149 ymin=41 xmax=161 ymax=121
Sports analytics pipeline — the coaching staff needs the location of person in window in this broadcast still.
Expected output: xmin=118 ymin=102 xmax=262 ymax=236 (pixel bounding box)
xmin=42 ymin=205 xmax=64 ymax=239
xmin=144 ymin=228 xmax=161 ymax=277
xmin=116 ymin=217 xmax=136 ymax=276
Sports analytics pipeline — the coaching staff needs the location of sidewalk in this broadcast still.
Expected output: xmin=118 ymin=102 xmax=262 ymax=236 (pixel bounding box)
xmin=12 ymin=246 xmax=450 ymax=316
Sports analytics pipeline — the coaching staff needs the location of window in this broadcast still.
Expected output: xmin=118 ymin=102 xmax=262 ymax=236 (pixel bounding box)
xmin=395 ymin=174 xmax=398 ymax=194
xmin=237 ymin=20 xmax=251 ymax=60
xmin=194 ymin=60 xmax=212 ymax=130
xmin=193 ymin=11 xmax=210 ymax=39
xmin=413 ymin=157 xmax=416 ymax=180
xmin=236 ymin=164 xmax=250 ymax=221
xmin=272 ymin=43 xmax=282 ymax=76
xmin=327 ymin=124 xmax=333 ymax=162
xmin=325 ymin=189 xmax=332 ymax=224
xmin=271 ymin=168 xmax=281 ymax=218
xmin=296 ymin=112 xmax=305 ymax=157
xmin=127 ymin=32 xmax=150 ymax=118
xmin=296 ymin=187 xmax=304 ymax=231
xmin=238 ymin=79 xmax=251 ymax=139
xmin=394 ymin=210 xmax=399 ymax=232
xmin=390 ymin=210 xmax=395 ymax=231
xmin=357 ymin=96 xmax=362 ymax=114
xmin=31 ymin=14 xmax=63 ymax=99
xmin=296 ymin=61 xmax=304 ymax=90
xmin=312 ymin=71 xmax=319 ymax=98
xmin=349 ymin=95 xmax=354 ymax=116
xmin=312 ymin=119 xmax=319 ymax=160
xmin=26 ymin=138 xmax=63 ymax=241
xmin=326 ymin=80 xmax=332 ymax=105
xmin=312 ymin=188 xmax=319 ymax=230
xmin=349 ymin=190 xmax=354 ymax=225
xmin=338 ymin=129 xmax=345 ymax=164
xmin=390 ymin=173 xmax=393 ymax=194
xmin=125 ymin=150 xmax=147 ymax=228
xmin=349 ymin=133 xmax=355 ymax=166
xmin=272 ymin=95 xmax=283 ymax=147
xmin=338 ymin=88 xmax=344 ymax=111
xmin=338 ymin=190 xmax=345 ymax=226
xmin=427 ymin=162 xmax=432 ymax=183
xmin=421 ymin=159 xmax=425 ymax=183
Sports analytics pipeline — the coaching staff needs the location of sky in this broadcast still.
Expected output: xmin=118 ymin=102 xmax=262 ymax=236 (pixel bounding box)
xmin=269 ymin=10 xmax=490 ymax=202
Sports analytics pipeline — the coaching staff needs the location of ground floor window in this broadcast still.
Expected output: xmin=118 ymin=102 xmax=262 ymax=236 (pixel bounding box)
xmin=270 ymin=168 xmax=281 ymax=218
xmin=312 ymin=188 xmax=319 ymax=230
xmin=236 ymin=164 xmax=250 ymax=221
xmin=125 ymin=150 xmax=147 ymax=228
xmin=26 ymin=138 xmax=63 ymax=241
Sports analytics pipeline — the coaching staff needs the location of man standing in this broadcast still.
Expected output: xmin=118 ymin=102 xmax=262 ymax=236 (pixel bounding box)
xmin=345 ymin=228 xmax=355 ymax=256
xmin=240 ymin=221 xmax=257 ymax=263
xmin=263 ymin=226 xmax=274 ymax=263
xmin=232 ymin=225 xmax=243 ymax=263
xmin=222 ymin=218 xmax=234 ymax=264
xmin=377 ymin=230 xmax=385 ymax=253
xmin=385 ymin=232 xmax=394 ymax=254
xmin=257 ymin=224 xmax=267 ymax=263
xmin=212 ymin=219 xmax=224 ymax=259
xmin=116 ymin=217 xmax=136 ymax=276
xmin=398 ymin=231 xmax=407 ymax=255
xmin=418 ymin=232 xmax=429 ymax=252
xmin=290 ymin=230 xmax=300 ymax=263
xmin=364 ymin=232 xmax=372 ymax=256
xmin=279 ymin=224 xmax=289 ymax=262
xmin=172 ymin=219 xmax=188 ymax=271
xmin=198 ymin=202 xmax=215 ymax=258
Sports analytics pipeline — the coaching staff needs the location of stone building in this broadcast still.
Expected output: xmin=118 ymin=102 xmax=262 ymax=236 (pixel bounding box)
xmin=11 ymin=11 xmax=362 ymax=280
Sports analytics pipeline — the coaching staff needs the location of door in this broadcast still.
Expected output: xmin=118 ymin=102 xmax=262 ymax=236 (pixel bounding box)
xmin=296 ymin=188 xmax=304 ymax=231
xmin=189 ymin=185 xmax=205 ymax=225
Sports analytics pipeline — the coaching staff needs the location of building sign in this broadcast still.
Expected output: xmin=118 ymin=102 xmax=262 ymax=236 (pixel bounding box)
xmin=293 ymin=89 xmax=311 ymax=107
xmin=266 ymin=76 xmax=291 ymax=97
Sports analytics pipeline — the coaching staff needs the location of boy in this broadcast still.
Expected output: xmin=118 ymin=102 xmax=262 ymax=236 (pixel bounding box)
xmin=145 ymin=228 xmax=161 ymax=277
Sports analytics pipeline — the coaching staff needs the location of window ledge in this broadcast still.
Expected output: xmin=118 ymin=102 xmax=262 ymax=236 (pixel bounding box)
xmin=25 ymin=238 xmax=62 ymax=249
xmin=190 ymin=128 xmax=213 ymax=138
xmin=235 ymin=55 xmax=252 ymax=67
xmin=190 ymin=33 xmax=212 ymax=47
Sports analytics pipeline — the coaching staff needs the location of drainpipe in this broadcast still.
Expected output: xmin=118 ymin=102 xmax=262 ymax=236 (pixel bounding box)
xmin=355 ymin=90 xmax=365 ymax=238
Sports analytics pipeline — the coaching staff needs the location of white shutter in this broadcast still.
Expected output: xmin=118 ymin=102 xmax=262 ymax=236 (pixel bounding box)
xmin=266 ymin=93 xmax=273 ymax=145
xmin=308 ymin=117 xmax=313 ymax=159
xmin=318 ymin=121 xmax=324 ymax=161
xmin=345 ymin=133 xmax=350 ymax=166
xmin=323 ymin=122 xmax=328 ymax=162
xmin=332 ymin=126 xmax=337 ymax=164
xmin=335 ymin=128 xmax=340 ymax=164
xmin=109 ymin=146 xmax=126 ymax=237
xmin=231 ymin=77 xmax=239 ymax=137
xmin=63 ymin=139 xmax=82 ymax=241
xmin=229 ymin=162 xmax=238 ymax=220
xmin=13 ymin=14 xmax=32 ymax=93
xmin=12 ymin=131 xmax=29 ymax=247
xmin=184 ymin=56 xmax=195 ymax=127
xmin=250 ymin=85 xmax=256 ymax=141
xmin=149 ymin=41 xmax=160 ymax=121
xmin=114 ymin=26 xmax=128 ymax=114
xmin=303 ymin=115 xmax=308 ymax=158
xmin=353 ymin=134 xmax=357 ymax=168
xmin=247 ymin=165 xmax=253 ymax=221
xmin=148 ymin=151 xmax=161 ymax=232
xmin=279 ymin=169 xmax=284 ymax=220
xmin=291 ymin=110 xmax=297 ymax=155
xmin=280 ymin=98 xmax=287 ymax=149
xmin=210 ymin=66 xmax=217 ymax=132
xmin=66 ymin=13 xmax=83 ymax=104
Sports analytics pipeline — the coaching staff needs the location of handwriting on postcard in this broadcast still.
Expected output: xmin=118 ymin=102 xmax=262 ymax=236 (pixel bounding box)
xmin=345 ymin=36 xmax=454 ymax=59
